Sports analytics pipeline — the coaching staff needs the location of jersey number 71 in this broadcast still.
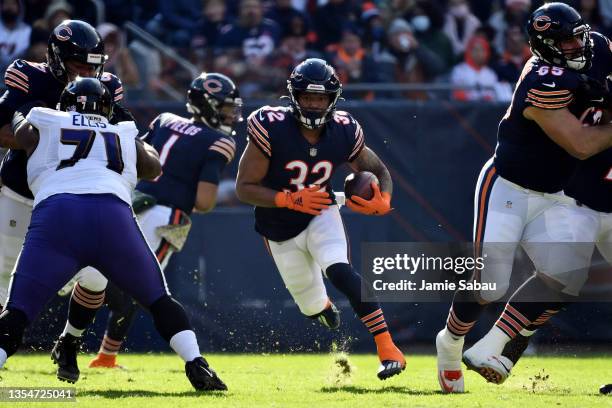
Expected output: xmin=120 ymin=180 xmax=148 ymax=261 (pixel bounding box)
xmin=57 ymin=128 xmax=125 ymax=174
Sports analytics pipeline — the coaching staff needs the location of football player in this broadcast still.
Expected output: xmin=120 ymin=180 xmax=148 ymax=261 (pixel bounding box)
xmin=436 ymin=2 xmax=612 ymax=393
xmin=1 ymin=77 xmax=226 ymax=391
xmin=235 ymin=58 xmax=405 ymax=380
xmin=0 ymin=20 xmax=135 ymax=382
xmin=55 ymin=72 xmax=242 ymax=370
xmin=462 ymin=148 xmax=612 ymax=384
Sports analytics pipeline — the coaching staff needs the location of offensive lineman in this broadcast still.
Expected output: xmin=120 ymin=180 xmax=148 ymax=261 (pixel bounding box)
xmin=0 ymin=21 xmax=135 ymax=382
xmin=462 ymin=148 xmax=612 ymax=384
xmin=1 ymin=77 xmax=227 ymax=391
xmin=236 ymin=58 xmax=405 ymax=380
xmin=436 ymin=3 xmax=612 ymax=393
xmin=54 ymin=72 xmax=242 ymax=370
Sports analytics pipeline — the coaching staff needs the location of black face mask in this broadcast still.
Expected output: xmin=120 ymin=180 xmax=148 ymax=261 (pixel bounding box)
xmin=1 ymin=11 xmax=19 ymax=25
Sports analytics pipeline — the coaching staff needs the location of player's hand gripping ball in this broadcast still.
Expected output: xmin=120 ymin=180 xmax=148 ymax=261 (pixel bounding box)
xmin=344 ymin=172 xmax=392 ymax=215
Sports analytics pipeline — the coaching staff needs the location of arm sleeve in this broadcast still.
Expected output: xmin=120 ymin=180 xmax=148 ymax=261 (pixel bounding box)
xmin=343 ymin=112 xmax=365 ymax=162
xmin=525 ymin=74 xmax=574 ymax=110
xmin=246 ymin=108 xmax=272 ymax=159
xmin=0 ymin=61 xmax=33 ymax=126
xmin=199 ymin=151 xmax=229 ymax=185
xmin=208 ymin=136 xmax=237 ymax=164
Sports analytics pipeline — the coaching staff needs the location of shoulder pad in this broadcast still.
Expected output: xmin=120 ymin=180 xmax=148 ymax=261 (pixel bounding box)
xmin=246 ymin=105 xmax=290 ymax=158
xmin=523 ymin=63 xmax=578 ymax=110
xmin=4 ymin=59 xmax=48 ymax=94
xmin=100 ymin=72 xmax=124 ymax=102
xmin=332 ymin=111 xmax=364 ymax=161
xmin=26 ymin=107 xmax=66 ymax=127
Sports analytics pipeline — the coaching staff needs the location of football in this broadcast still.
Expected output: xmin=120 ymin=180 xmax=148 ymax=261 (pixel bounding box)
xmin=344 ymin=171 xmax=379 ymax=201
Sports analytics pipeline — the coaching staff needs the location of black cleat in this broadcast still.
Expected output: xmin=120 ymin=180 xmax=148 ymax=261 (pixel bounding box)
xmin=377 ymin=359 xmax=406 ymax=380
xmin=185 ymin=357 xmax=227 ymax=391
xmin=600 ymin=384 xmax=612 ymax=395
xmin=51 ymin=334 xmax=81 ymax=383
xmin=312 ymin=303 xmax=341 ymax=330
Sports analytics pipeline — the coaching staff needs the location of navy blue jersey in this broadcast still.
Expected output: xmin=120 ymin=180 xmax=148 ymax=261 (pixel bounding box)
xmin=494 ymin=32 xmax=612 ymax=193
xmin=0 ymin=60 xmax=126 ymax=199
xmin=247 ymin=105 xmax=364 ymax=242
xmin=136 ymin=112 xmax=236 ymax=214
xmin=564 ymin=149 xmax=612 ymax=213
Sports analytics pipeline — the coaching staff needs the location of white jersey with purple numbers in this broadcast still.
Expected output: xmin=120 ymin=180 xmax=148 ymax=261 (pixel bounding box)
xmin=26 ymin=107 xmax=138 ymax=207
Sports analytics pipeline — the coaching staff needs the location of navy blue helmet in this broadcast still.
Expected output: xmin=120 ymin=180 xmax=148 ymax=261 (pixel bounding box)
xmin=527 ymin=2 xmax=592 ymax=70
xmin=287 ymin=58 xmax=342 ymax=129
xmin=187 ymin=72 xmax=243 ymax=136
xmin=48 ymin=20 xmax=107 ymax=83
xmin=59 ymin=77 xmax=113 ymax=118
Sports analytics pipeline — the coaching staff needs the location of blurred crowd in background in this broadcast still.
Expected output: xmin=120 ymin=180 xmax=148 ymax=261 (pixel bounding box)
xmin=0 ymin=0 xmax=611 ymax=102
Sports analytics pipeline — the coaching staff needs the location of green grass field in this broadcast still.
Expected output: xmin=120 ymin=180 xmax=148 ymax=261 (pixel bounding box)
xmin=1 ymin=353 xmax=612 ymax=407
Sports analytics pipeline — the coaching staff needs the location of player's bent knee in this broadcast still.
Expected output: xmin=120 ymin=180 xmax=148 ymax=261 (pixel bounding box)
xmin=148 ymin=295 xmax=192 ymax=342
xmin=0 ymin=308 xmax=28 ymax=356
xmin=76 ymin=267 xmax=108 ymax=292
xmin=299 ymin=295 xmax=329 ymax=317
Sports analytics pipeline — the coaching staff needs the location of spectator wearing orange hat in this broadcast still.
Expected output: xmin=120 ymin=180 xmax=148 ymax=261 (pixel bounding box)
xmin=451 ymin=34 xmax=511 ymax=102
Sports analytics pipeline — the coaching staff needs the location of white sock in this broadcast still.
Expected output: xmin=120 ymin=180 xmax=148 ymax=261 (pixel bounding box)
xmin=169 ymin=330 xmax=200 ymax=362
xmin=443 ymin=327 xmax=464 ymax=342
xmin=62 ymin=322 xmax=84 ymax=338
xmin=0 ymin=348 xmax=7 ymax=368
xmin=479 ymin=326 xmax=511 ymax=355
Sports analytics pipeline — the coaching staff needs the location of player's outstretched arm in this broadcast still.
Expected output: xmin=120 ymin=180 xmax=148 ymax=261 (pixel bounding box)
xmin=135 ymin=138 xmax=161 ymax=180
xmin=525 ymin=106 xmax=612 ymax=159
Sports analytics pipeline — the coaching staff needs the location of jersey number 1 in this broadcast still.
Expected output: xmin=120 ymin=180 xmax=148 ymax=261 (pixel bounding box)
xmin=57 ymin=129 xmax=124 ymax=174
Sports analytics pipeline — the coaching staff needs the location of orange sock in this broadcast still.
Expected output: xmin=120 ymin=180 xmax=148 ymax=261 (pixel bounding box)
xmin=374 ymin=332 xmax=405 ymax=364
xmin=89 ymin=352 xmax=118 ymax=368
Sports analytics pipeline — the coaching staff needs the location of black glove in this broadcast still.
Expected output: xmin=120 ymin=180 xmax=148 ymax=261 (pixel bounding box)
xmin=577 ymin=74 xmax=611 ymax=108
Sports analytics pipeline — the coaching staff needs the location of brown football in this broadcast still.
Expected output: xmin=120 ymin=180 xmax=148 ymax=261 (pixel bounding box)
xmin=344 ymin=171 xmax=379 ymax=201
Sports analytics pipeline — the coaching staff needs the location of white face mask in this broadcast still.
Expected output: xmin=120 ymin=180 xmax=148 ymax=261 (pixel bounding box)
xmin=411 ymin=15 xmax=430 ymax=32
xmin=450 ymin=4 xmax=469 ymax=18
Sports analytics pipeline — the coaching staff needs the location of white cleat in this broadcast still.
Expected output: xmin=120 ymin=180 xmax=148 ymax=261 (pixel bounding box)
xmin=436 ymin=329 xmax=465 ymax=393
xmin=463 ymin=346 xmax=513 ymax=385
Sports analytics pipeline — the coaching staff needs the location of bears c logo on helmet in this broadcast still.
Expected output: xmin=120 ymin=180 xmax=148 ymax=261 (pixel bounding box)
xmin=203 ymin=79 xmax=223 ymax=94
xmin=55 ymin=25 xmax=73 ymax=41
xmin=533 ymin=15 xmax=552 ymax=32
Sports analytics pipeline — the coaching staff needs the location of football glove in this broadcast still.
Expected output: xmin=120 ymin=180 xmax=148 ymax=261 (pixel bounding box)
xmin=274 ymin=185 xmax=331 ymax=215
xmin=346 ymin=183 xmax=392 ymax=216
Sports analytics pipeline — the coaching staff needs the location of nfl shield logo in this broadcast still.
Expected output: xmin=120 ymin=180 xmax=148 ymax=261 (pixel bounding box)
xmin=309 ymin=148 xmax=317 ymax=157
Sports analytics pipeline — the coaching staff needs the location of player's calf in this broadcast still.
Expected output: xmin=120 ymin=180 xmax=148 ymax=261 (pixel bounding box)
xmin=0 ymin=308 xmax=29 ymax=367
xmin=148 ymin=295 xmax=228 ymax=391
